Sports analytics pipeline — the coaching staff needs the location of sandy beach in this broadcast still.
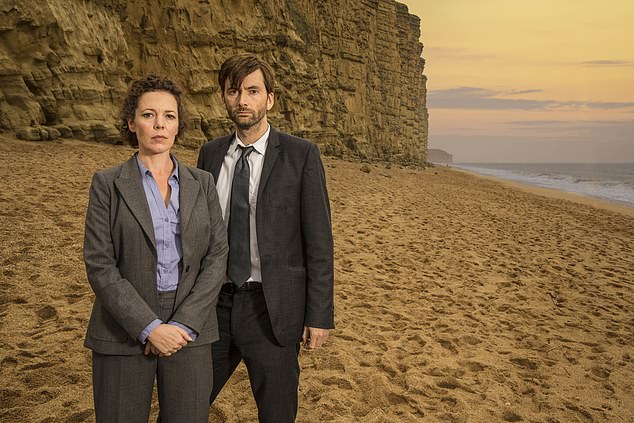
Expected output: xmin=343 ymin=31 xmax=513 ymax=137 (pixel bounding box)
xmin=1 ymin=135 xmax=632 ymax=422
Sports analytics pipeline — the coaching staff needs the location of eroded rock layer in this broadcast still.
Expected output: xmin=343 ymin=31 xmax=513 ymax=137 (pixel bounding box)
xmin=0 ymin=0 xmax=427 ymax=162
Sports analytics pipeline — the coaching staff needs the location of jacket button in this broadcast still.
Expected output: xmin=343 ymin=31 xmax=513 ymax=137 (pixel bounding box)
xmin=185 ymin=265 xmax=190 ymax=272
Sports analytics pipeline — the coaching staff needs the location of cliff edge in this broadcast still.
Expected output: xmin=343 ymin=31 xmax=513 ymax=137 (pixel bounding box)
xmin=0 ymin=0 xmax=428 ymax=163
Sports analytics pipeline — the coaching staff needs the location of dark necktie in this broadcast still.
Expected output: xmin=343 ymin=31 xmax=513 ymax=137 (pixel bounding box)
xmin=227 ymin=145 xmax=254 ymax=287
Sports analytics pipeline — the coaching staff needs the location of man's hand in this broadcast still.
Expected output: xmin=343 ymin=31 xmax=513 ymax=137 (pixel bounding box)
xmin=302 ymin=327 xmax=330 ymax=350
xmin=145 ymin=324 xmax=192 ymax=356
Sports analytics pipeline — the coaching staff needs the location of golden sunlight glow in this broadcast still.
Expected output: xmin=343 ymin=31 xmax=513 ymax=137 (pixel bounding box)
xmin=400 ymin=0 xmax=634 ymax=161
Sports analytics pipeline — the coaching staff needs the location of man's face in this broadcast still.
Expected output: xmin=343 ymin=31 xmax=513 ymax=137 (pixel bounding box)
xmin=222 ymin=69 xmax=274 ymax=131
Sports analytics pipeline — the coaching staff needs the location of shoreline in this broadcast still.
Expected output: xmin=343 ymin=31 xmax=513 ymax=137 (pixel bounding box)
xmin=449 ymin=166 xmax=634 ymax=218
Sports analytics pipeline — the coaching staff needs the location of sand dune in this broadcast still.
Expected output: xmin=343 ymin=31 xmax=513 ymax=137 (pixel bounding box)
xmin=1 ymin=136 xmax=632 ymax=422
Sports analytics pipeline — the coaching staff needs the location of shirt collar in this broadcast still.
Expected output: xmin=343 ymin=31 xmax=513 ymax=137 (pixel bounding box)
xmin=135 ymin=153 xmax=179 ymax=181
xmin=233 ymin=124 xmax=270 ymax=156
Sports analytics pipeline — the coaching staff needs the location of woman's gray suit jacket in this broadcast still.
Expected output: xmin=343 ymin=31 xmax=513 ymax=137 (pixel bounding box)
xmin=83 ymin=155 xmax=228 ymax=355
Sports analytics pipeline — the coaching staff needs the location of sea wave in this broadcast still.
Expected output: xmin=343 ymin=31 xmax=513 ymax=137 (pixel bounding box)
xmin=452 ymin=163 xmax=634 ymax=207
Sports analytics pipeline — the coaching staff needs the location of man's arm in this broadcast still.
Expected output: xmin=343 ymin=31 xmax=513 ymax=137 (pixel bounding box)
xmin=300 ymin=143 xmax=335 ymax=339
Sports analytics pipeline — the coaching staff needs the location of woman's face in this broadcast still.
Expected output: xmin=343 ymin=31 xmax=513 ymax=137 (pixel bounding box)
xmin=127 ymin=90 xmax=179 ymax=156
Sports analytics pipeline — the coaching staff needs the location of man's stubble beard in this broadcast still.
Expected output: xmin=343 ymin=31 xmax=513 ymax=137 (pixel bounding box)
xmin=229 ymin=107 xmax=267 ymax=131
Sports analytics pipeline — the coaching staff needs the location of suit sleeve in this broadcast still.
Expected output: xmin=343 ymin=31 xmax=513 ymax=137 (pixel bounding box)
xmin=83 ymin=172 xmax=159 ymax=340
xmin=301 ymin=143 xmax=335 ymax=329
xmin=196 ymin=144 xmax=206 ymax=170
xmin=169 ymin=172 xmax=228 ymax=333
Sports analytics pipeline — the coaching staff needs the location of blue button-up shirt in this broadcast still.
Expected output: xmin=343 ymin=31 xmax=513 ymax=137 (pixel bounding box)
xmin=135 ymin=155 xmax=195 ymax=343
xmin=137 ymin=156 xmax=182 ymax=291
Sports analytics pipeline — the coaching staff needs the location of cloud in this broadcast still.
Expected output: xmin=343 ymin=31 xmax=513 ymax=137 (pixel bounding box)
xmin=582 ymin=60 xmax=633 ymax=66
xmin=507 ymin=120 xmax=634 ymax=138
xmin=428 ymin=87 xmax=554 ymax=110
xmin=587 ymin=102 xmax=634 ymax=109
xmin=506 ymin=89 xmax=544 ymax=95
xmin=506 ymin=120 xmax=634 ymax=127
xmin=428 ymin=86 xmax=634 ymax=110
xmin=424 ymin=47 xmax=495 ymax=61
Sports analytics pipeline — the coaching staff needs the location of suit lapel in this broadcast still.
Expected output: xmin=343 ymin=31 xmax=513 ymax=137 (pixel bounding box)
xmin=210 ymin=135 xmax=233 ymax=180
xmin=178 ymin=165 xmax=200 ymax=235
xmin=258 ymin=128 xmax=280 ymax=198
xmin=114 ymin=156 xmax=156 ymax=251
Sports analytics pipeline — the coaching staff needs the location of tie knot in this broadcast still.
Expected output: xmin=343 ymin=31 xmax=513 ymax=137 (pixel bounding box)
xmin=238 ymin=145 xmax=254 ymax=159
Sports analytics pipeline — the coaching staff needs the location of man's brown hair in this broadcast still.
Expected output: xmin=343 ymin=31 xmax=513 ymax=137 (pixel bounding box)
xmin=218 ymin=53 xmax=275 ymax=94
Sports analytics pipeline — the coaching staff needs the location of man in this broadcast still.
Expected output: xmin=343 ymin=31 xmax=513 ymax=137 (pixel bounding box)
xmin=197 ymin=53 xmax=334 ymax=422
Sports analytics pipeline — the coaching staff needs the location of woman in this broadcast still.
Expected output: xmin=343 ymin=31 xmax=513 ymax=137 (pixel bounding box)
xmin=83 ymin=76 xmax=227 ymax=422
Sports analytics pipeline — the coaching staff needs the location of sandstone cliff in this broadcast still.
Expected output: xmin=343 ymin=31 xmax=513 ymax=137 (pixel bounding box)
xmin=428 ymin=148 xmax=452 ymax=163
xmin=0 ymin=0 xmax=428 ymax=163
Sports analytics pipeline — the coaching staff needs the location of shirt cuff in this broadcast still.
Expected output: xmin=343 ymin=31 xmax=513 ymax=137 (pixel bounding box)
xmin=139 ymin=319 xmax=162 ymax=344
xmin=168 ymin=321 xmax=198 ymax=342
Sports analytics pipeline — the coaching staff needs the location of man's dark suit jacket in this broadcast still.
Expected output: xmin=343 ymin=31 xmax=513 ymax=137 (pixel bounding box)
xmin=83 ymin=155 xmax=228 ymax=355
xmin=197 ymin=127 xmax=335 ymax=346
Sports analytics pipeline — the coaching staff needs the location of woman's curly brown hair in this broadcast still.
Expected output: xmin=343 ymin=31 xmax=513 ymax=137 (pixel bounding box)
xmin=119 ymin=75 xmax=188 ymax=147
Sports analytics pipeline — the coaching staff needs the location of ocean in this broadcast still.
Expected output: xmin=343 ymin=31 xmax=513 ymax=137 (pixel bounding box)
xmin=450 ymin=163 xmax=634 ymax=208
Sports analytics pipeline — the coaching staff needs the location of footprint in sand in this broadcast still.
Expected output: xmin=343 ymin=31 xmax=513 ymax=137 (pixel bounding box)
xmin=387 ymin=393 xmax=409 ymax=405
xmin=564 ymin=401 xmax=594 ymax=421
xmin=322 ymin=376 xmax=354 ymax=390
xmin=436 ymin=377 xmax=475 ymax=393
xmin=459 ymin=360 xmax=486 ymax=373
xmin=590 ymin=366 xmax=610 ymax=379
xmin=36 ymin=305 xmax=57 ymax=320
xmin=501 ymin=409 xmax=523 ymax=422
xmin=440 ymin=395 xmax=458 ymax=408
xmin=0 ymin=388 xmax=23 ymax=408
xmin=22 ymin=361 xmax=56 ymax=371
xmin=510 ymin=357 xmax=538 ymax=371
xmin=26 ymin=388 xmax=57 ymax=404
xmin=438 ymin=339 xmax=458 ymax=354
xmin=63 ymin=410 xmax=93 ymax=423
xmin=1 ymin=356 xmax=18 ymax=373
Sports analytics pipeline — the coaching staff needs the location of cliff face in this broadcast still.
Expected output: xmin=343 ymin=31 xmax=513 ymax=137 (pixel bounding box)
xmin=428 ymin=149 xmax=453 ymax=163
xmin=0 ymin=0 xmax=428 ymax=163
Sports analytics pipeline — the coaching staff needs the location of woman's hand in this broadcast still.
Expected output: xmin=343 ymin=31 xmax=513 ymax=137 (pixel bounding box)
xmin=144 ymin=324 xmax=192 ymax=356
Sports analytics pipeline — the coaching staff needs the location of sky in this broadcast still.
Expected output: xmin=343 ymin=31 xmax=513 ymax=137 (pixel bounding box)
xmin=400 ymin=0 xmax=634 ymax=163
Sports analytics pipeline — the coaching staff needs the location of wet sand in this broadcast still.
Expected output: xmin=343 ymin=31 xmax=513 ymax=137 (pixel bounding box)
xmin=1 ymin=136 xmax=632 ymax=422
